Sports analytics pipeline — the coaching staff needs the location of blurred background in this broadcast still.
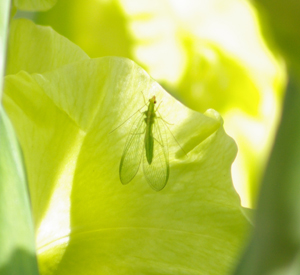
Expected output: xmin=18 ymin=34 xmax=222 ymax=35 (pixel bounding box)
xmin=18 ymin=0 xmax=286 ymax=208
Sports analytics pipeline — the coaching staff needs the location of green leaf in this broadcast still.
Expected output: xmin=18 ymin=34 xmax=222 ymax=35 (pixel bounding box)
xmin=0 ymin=106 xmax=39 ymax=275
xmin=13 ymin=0 xmax=57 ymax=11
xmin=233 ymin=74 xmax=300 ymax=275
xmin=254 ymin=0 xmax=300 ymax=75
xmin=233 ymin=1 xmax=300 ymax=273
xmin=3 ymin=56 xmax=249 ymax=274
xmin=1 ymin=2 xmax=38 ymax=274
xmin=6 ymin=19 xmax=89 ymax=76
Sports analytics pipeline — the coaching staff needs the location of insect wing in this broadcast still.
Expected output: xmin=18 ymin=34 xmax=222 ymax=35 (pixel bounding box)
xmin=119 ymin=114 xmax=145 ymax=185
xmin=143 ymin=118 xmax=169 ymax=191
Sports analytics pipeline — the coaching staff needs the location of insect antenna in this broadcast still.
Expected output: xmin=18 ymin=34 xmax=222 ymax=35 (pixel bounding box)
xmin=141 ymin=91 xmax=148 ymax=105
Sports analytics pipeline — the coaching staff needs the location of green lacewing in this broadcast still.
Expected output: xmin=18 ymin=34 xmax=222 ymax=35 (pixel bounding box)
xmin=119 ymin=95 xmax=169 ymax=191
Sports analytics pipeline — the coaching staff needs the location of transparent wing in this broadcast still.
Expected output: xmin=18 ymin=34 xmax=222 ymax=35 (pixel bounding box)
xmin=143 ymin=118 xmax=169 ymax=191
xmin=119 ymin=114 xmax=145 ymax=185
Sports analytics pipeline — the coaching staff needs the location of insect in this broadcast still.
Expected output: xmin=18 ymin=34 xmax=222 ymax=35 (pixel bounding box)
xmin=118 ymin=95 xmax=169 ymax=191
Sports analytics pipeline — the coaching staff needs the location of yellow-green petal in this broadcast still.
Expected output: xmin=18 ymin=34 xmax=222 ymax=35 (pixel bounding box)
xmin=6 ymin=19 xmax=89 ymax=76
xmin=4 ymin=56 xmax=249 ymax=274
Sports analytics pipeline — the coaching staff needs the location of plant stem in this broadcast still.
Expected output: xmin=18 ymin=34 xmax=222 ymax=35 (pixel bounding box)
xmin=0 ymin=0 xmax=12 ymax=99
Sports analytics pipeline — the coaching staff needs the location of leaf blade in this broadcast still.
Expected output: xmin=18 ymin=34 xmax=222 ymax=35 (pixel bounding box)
xmin=0 ymin=106 xmax=39 ymax=275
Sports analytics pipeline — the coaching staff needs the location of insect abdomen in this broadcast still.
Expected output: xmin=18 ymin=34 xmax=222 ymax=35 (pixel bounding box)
xmin=144 ymin=96 xmax=156 ymax=164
